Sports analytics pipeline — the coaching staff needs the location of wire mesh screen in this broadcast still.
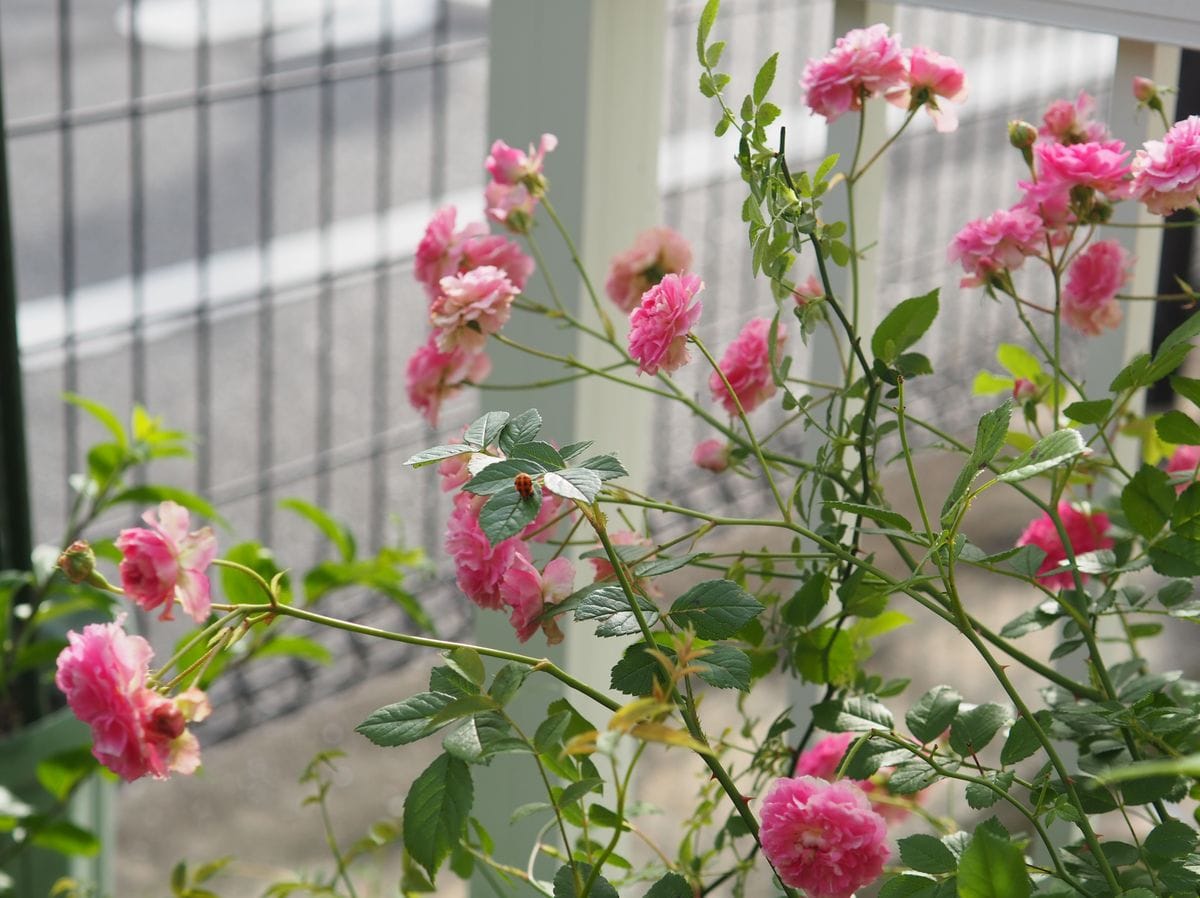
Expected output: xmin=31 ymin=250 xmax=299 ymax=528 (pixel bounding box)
xmin=654 ymin=0 xmax=1114 ymax=507
xmin=2 ymin=0 xmax=491 ymax=741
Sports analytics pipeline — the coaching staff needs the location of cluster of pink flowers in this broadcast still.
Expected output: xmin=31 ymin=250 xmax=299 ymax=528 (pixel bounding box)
xmin=605 ymin=227 xmax=694 ymax=312
xmin=116 ymin=501 xmax=217 ymax=624
xmin=793 ymin=731 xmax=916 ymax=824
xmin=1131 ymin=116 xmax=1200 ymax=215
xmin=759 ymin=775 xmax=890 ymax=898
xmin=709 ymin=317 xmax=786 ymax=415
xmin=499 ymin=555 xmax=573 ymax=643
xmin=485 ymin=134 xmax=556 ymax=233
xmin=1039 ymin=91 xmax=1109 ymax=145
xmin=1016 ymin=501 xmax=1113 ymax=589
xmin=802 ymin=24 xmax=966 ymax=131
xmin=628 ymin=272 xmax=705 ymax=375
xmin=405 ymin=335 xmax=493 ymax=429
xmin=56 ymin=617 xmax=209 ymax=782
xmin=948 ymin=207 xmax=1044 ymax=288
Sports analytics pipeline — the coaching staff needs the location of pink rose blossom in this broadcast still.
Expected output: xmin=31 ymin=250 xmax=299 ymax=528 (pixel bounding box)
xmin=437 ymin=441 xmax=473 ymax=492
xmin=1015 ymin=178 xmax=1074 ymax=246
xmin=1039 ymin=91 xmax=1109 ymax=145
xmin=445 ymin=492 xmax=530 ymax=610
xmin=116 ymin=501 xmax=217 ymax=624
xmin=1016 ymin=501 xmax=1113 ymax=589
xmin=486 ymin=134 xmax=557 ymax=187
xmin=499 ymin=555 xmax=574 ymax=643
xmin=759 ymin=775 xmax=889 ymax=898
xmin=1035 ymin=140 xmax=1132 ymax=199
xmin=1167 ymin=444 xmax=1200 ymax=493
xmin=1062 ymin=240 xmax=1130 ymax=336
xmin=948 ymin=207 xmax=1044 ymax=287
xmin=485 ymin=181 xmax=538 ymax=233
xmin=692 ymin=439 xmax=730 ymax=472
xmin=405 ymin=334 xmax=492 ymax=427
xmin=628 ymin=272 xmax=704 ymax=375
xmin=801 ymin=24 xmax=907 ymax=123
xmin=792 ymin=274 xmax=825 ymax=306
xmin=902 ymin=47 xmax=967 ymax=132
xmin=429 ymin=266 xmax=518 ymax=352
xmin=55 ymin=618 xmax=206 ymax=782
xmin=794 ymin=732 xmax=916 ymax=824
xmin=1133 ymin=76 xmax=1158 ymax=104
xmin=460 ymin=234 xmax=534 ymax=292
xmin=605 ymin=227 xmax=694 ymax=312
xmin=709 ymin=317 xmax=786 ymax=416
xmin=414 ymin=207 xmax=488 ymax=299
xmin=1013 ymin=378 xmax=1038 ymax=401
xmin=1131 ymin=116 xmax=1200 ymax=215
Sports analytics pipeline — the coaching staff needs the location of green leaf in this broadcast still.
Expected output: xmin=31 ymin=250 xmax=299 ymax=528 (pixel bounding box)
xmin=355 ymin=693 xmax=457 ymax=747
xmin=464 ymin=411 xmax=510 ymax=449
xmin=557 ymin=777 xmax=604 ymax=808
xmin=668 ymin=579 xmax=763 ymax=639
xmin=544 ymin=469 xmax=602 ymax=503
xmin=965 ymin=772 xmax=1014 ymax=809
xmin=222 ymin=542 xmax=288 ymax=606
xmin=442 ymin=714 xmax=524 ymax=765
xmin=576 ymin=585 xmax=660 ymax=637
xmin=553 ymin=863 xmax=618 ymax=898
xmin=255 ymin=634 xmax=333 ymax=665
xmin=427 ymin=694 xmax=500 ymax=727
xmin=1156 ymin=310 xmax=1200 ymax=359
xmin=1000 ymin=711 xmax=1049 ymax=765
xmin=644 ymin=871 xmax=692 ymax=898
xmin=995 ymin=344 xmax=1042 ymax=380
xmin=510 ymin=440 xmax=566 ymax=470
xmin=956 ymin=827 xmax=1030 ymax=898
xmin=478 ymin=488 xmax=540 ymax=545
xmin=825 ymin=500 xmax=912 ymax=532
xmin=812 ymin=695 xmax=894 ymax=732
xmin=110 ymin=485 xmax=224 ymax=527
xmin=753 ymin=52 xmax=778 ymax=104
xmin=1171 ymin=375 xmax=1200 ymax=408
xmin=949 ymin=703 xmax=1011 ymax=756
xmin=693 ymin=644 xmax=751 ymax=691
xmin=403 ymin=753 xmax=473 ymax=878
xmin=463 ymin=459 xmax=542 ymax=496
xmin=886 ymin=758 xmax=941 ymax=795
xmin=30 ymin=819 xmax=100 ymax=856
xmin=279 ymin=498 xmax=356 ymax=561
xmin=578 ymin=454 xmax=628 ymax=482
xmin=997 ymin=429 xmax=1085 ymax=483
xmin=973 ymin=371 xmax=1014 ymax=396
xmin=783 ymin=573 xmax=829 ymax=627
xmin=1157 ymin=410 xmax=1200 ymax=445
xmin=497 ymin=409 xmax=542 ymax=454
xmin=1064 ymin=399 xmax=1112 ymax=424
xmin=610 ymin=643 xmax=668 ymax=696
xmin=906 ymin=685 xmax=961 ymax=744
xmin=403 ymin=444 xmax=475 ymax=467
xmin=64 ymin=393 xmax=128 ymax=447
xmin=489 ymin=663 xmax=530 ymax=706
xmin=1149 ymin=534 xmax=1200 ymax=577
xmin=696 ymin=0 xmax=720 ymax=67
xmin=35 ymin=748 xmax=99 ymax=802
xmin=634 ymin=554 xmax=706 ymax=578
xmin=942 ymin=401 xmax=1012 ymax=522
xmin=871 ymin=289 xmax=939 ymax=364
xmin=1144 ymin=818 xmax=1198 ymax=857
xmin=878 ymin=874 xmax=940 ymax=898
xmin=898 ymin=833 xmax=957 ymax=874
xmin=1122 ymin=464 xmax=1176 ymax=540
xmin=705 ymin=40 xmax=725 ymax=68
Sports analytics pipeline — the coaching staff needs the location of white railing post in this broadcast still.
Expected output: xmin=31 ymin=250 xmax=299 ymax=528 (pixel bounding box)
xmin=479 ymin=2 xmax=664 ymax=891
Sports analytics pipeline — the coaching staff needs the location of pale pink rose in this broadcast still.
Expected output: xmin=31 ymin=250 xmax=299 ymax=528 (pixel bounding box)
xmin=116 ymin=501 xmax=217 ymax=624
xmin=948 ymin=207 xmax=1044 ymax=287
xmin=405 ymin=334 xmax=492 ymax=427
xmin=445 ymin=492 xmax=530 ymax=610
xmin=901 ymin=47 xmax=967 ymax=132
xmin=499 ymin=555 xmax=574 ymax=643
xmin=485 ymin=181 xmax=538 ymax=233
xmin=486 ymin=134 xmax=557 ymax=187
xmin=801 ymin=24 xmax=907 ymax=123
xmin=605 ymin=227 xmax=694 ymax=312
xmin=460 ymin=234 xmax=534 ymax=292
xmin=1132 ymin=76 xmax=1158 ymax=104
xmin=792 ymin=274 xmax=825 ymax=306
xmin=430 ymin=266 xmax=518 ymax=352
xmin=760 ymin=776 xmax=889 ymax=898
xmin=692 ymin=438 xmax=730 ymax=472
xmin=1012 ymin=378 xmax=1038 ymax=401
xmin=1062 ymin=240 xmax=1130 ymax=336
xmin=794 ymin=732 xmax=915 ymax=824
xmin=628 ymin=272 xmax=704 ymax=375
xmin=413 ymin=207 xmax=488 ymax=299
xmin=55 ymin=618 xmax=205 ymax=782
xmin=1035 ymin=139 xmax=1131 ymax=199
xmin=1016 ymin=501 xmax=1113 ymax=589
xmin=709 ymin=317 xmax=786 ymax=416
xmin=1015 ymin=178 xmax=1074 ymax=247
xmin=1167 ymin=444 xmax=1200 ymax=493
xmin=1131 ymin=116 xmax=1200 ymax=215
xmin=1039 ymin=91 xmax=1109 ymax=145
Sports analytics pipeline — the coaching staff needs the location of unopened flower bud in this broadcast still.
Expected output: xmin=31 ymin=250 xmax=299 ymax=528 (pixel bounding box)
xmin=1008 ymin=120 xmax=1037 ymax=150
xmin=58 ymin=540 xmax=96 ymax=583
xmin=1132 ymin=76 xmax=1157 ymax=104
xmin=1012 ymin=378 xmax=1037 ymax=402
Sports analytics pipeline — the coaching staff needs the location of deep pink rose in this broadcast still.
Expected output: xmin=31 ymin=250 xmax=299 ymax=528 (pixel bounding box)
xmin=605 ymin=227 xmax=694 ymax=312
xmin=1062 ymin=240 xmax=1130 ymax=336
xmin=414 ymin=207 xmax=488 ymax=299
xmin=486 ymin=134 xmax=557 ymax=187
xmin=1015 ymin=178 xmax=1074 ymax=247
xmin=628 ymin=272 xmax=704 ymax=375
xmin=499 ymin=555 xmax=574 ymax=643
xmin=902 ymin=47 xmax=967 ymax=132
xmin=801 ymin=24 xmax=907 ymax=123
xmin=1167 ymin=445 xmax=1200 ymax=493
xmin=445 ymin=492 xmax=530 ymax=610
xmin=1016 ymin=501 xmax=1113 ymax=589
xmin=948 ymin=207 xmax=1044 ymax=287
xmin=794 ymin=732 xmax=915 ymax=824
xmin=116 ymin=501 xmax=217 ymax=623
xmin=692 ymin=438 xmax=730 ymax=472
xmin=55 ymin=618 xmax=206 ymax=782
xmin=405 ymin=334 xmax=492 ymax=427
xmin=1035 ymin=139 xmax=1131 ymax=199
xmin=1039 ymin=91 xmax=1109 ymax=145
xmin=430 ymin=265 xmax=518 ymax=352
xmin=709 ymin=317 xmax=786 ymax=415
xmin=760 ymin=776 xmax=889 ymax=898
xmin=1131 ymin=116 xmax=1200 ymax=215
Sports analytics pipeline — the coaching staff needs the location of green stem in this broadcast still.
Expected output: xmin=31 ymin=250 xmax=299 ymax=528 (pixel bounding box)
xmin=540 ymin=197 xmax=615 ymax=339
xmin=848 ymin=106 xmax=918 ymax=185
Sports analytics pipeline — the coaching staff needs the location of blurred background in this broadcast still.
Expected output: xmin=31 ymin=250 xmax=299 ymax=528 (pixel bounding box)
xmin=1 ymin=0 xmax=1196 ymax=894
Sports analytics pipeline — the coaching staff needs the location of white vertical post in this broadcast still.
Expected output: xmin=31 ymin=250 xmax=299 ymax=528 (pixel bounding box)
xmin=481 ymin=3 xmax=663 ymax=893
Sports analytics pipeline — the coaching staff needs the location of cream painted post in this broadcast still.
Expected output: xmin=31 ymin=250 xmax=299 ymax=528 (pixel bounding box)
xmin=480 ymin=3 xmax=663 ymax=893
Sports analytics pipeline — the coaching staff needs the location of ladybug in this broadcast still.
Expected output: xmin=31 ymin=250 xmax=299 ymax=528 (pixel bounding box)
xmin=514 ymin=472 xmax=534 ymax=500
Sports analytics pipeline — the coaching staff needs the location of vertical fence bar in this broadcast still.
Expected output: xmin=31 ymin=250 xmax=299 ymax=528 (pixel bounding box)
xmin=256 ymin=0 xmax=276 ymax=543
xmin=315 ymin=0 xmax=337 ymax=515
xmin=128 ymin=0 xmax=147 ymax=409
xmin=57 ymin=0 xmax=79 ymax=522
xmin=195 ymin=0 xmax=213 ymax=495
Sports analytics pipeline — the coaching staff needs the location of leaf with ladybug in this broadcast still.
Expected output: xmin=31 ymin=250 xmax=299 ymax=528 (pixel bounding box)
xmin=478 ymin=484 xmax=542 ymax=545
xmin=463 ymin=460 xmax=547 ymax=496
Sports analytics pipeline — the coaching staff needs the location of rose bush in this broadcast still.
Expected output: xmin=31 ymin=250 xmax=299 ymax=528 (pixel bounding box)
xmin=18 ymin=3 xmax=1200 ymax=897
